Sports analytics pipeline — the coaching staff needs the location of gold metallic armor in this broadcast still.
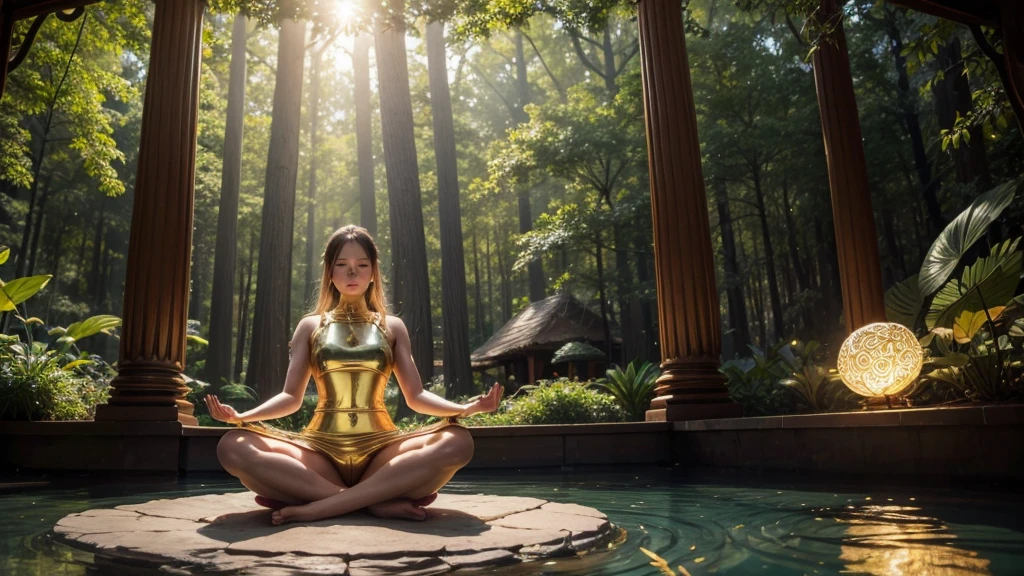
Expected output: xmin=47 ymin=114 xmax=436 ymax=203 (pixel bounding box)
xmin=241 ymin=309 xmax=455 ymax=486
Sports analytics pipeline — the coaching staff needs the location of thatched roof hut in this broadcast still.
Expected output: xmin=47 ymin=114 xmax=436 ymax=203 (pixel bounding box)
xmin=471 ymin=293 xmax=619 ymax=384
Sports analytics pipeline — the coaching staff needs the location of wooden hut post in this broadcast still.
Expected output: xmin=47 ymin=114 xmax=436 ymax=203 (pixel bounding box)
xmin=95 ymin=0 xmax=205 ymax=424
xmin=636 ymin=0 xmax=741 ymax=421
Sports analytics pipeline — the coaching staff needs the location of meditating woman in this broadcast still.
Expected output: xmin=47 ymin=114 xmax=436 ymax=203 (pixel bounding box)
xmin=205 ymin=225 xmax=503 ymax=525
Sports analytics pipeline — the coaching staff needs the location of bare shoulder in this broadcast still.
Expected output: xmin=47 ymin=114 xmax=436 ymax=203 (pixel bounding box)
xmin=295 ymin=314 xmax=321 ymax=337
xmin=383 ymin=314 xmax=408 ymax=338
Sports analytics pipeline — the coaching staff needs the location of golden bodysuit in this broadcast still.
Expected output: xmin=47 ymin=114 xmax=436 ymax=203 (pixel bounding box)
xmin=241 ymin=311 xmax=454 ymax=486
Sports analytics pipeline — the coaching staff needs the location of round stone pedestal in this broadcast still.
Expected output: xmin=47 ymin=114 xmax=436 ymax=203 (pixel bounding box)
xmin=52 ymin=491 xmax=619 ymax=575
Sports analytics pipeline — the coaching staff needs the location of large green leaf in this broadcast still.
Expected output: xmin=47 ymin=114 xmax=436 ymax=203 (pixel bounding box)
xmin=0 ymin=275 xmax=52 ymax=310
xmin=926 ymin=238 xmax=1022 ymax=329
xmin=884 ymin=274 xmax=922 ymax=329
xmin=65 ymin=314 xmax=122 ymax=341
xmin=919 ymin=179 xmax=1018 ymax=296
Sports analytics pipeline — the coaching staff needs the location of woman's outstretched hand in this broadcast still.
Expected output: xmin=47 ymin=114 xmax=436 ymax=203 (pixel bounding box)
xmin=204 ymin=394 xmax=242 ymax=425
xmin=461 ymin=383 xmax=504 ymax=417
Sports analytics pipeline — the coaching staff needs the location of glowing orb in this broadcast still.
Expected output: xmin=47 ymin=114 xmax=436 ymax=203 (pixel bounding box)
xmin=837 ymin=322 xmax=923 ymax=397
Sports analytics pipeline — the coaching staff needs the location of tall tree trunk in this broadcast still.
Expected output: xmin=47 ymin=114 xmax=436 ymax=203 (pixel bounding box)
xmin=882 ymin=8 xmax=944 ymax=236
xmin=91 ymin=209 xmax=106 ymax=309
xmin=880 ymin=205 xmax=907 ymax=284
xmin=189 ymin=243 xmax=205 ymax=321
xmin=602 ymin=24 xmax=618 ymax=96
xmin=780 ymin=179 xmax=813 ymax=330
xmin=613 ymin=225 xmax=633 ymax=365
xmin=595 ymin=239 xmax=613 ymax=362
xmin=750 ymin=229 xmax=767 ymax=346
xmin=495 ymin=228 xmax=511 ymax=323
xmin=45 ymin=222 xmax=67 ymax=322
xmin=934 ymin=37 xmax=991 ymax=188
xmin=515 ymin=29 xmax=545 ymax=302
xmin=354 ymin=33 xmax=377 ymax=237
xmin=426 ymin=21 xmax=473 ymax=397
xmin=26 ymin=177 xmax=52 ymax=277
xmin=631 ymin=233 xmax=657 ymax=362
xmin=99 ymin=228 xmax=114 ymax=310
xmin=13 ymin=15 xmax=85 ymax=280
xmin=207 ymin=14 xmax=247 ymax=390
xmin=305 ymin=46 xmax=323 ymax=300
xmin=246 ymin=18 xmax=307 ymax=402
xmin=815 ymin=218 xmax=843 ymax=339
xmin=235 ymin=230 xmax=256 ymax=383
xmin=485 ymin=231 xmax=494 ymax=332
xmin=714 ymin=178 xmax=749 ymax=356
xmin=752 ymin=166 xmax=784 ymax=342
xmin=76 ymin=220 xmax=88 ymax=294
xmin=472 ymin=228 xmax=483 ymax=343
xmin=375 ymin=0 xmax=432 ymax=418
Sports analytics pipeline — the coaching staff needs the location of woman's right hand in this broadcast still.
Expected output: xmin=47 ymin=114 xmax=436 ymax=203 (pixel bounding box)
xmin=204 ymin=394 xmax=243 ymax=425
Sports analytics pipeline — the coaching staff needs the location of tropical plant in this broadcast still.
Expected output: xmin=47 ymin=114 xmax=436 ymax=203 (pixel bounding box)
xmin=721 ymin=344 xmax=794 ymax=416
xmin=593 ymin=359 xmax=659 ymax=421
xmin=776 ymin=340 xmax=861 ymax=412
xmin=886 ymin=179 xmax=1022 ymax=331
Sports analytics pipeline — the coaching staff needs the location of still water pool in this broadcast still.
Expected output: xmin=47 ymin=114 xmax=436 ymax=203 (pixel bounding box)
xmin=2 ymin=467 xmax=1023 ymax=575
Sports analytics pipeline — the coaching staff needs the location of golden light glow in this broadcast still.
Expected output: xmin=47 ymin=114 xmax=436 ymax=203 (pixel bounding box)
xmin=840 ymin=506 xmax=992 ymax=575
xmin=837 ymin=322 xmax=923 ymax=397
xmin=330 ymin=0 xmax=359 ymax=23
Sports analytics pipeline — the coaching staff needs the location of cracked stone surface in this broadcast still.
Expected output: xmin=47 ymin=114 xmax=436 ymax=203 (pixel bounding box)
xmin=52 ymin=492 xmax=618 ymax=574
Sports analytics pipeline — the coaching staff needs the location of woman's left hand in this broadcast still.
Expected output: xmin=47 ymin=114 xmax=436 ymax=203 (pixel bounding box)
xmin=462 ymin=383 xmax=504 ymax=417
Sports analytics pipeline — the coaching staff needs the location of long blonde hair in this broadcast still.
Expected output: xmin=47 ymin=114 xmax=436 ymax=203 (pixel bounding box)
xmin=310 ymin=225 xmax=388 ymax=329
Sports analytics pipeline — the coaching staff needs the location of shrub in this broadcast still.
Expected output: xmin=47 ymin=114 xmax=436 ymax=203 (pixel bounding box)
xmin=721 ymin=345 xmax=793 ymax=416
xmin=463 ymin=379 xmax=625 ymax=426
xmin=0 ymin=340 xmax=101 ymax=421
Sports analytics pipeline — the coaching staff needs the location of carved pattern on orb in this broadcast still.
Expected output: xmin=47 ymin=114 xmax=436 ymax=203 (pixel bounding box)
xmin=837 ymin=322 xmax=923 ymax=397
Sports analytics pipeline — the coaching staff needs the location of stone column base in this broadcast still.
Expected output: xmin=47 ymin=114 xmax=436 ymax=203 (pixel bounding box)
xmin=646 ymin=400 xmax=743 ymax=422
xmin=95 ymin=404 xmax=198 ymax=426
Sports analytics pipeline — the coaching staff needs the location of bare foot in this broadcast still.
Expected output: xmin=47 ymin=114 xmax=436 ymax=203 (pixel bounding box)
xmin=271 ymin=504 xmax=313 ymax=526
xmin=367 ymin=498 xmax=428 ymax=521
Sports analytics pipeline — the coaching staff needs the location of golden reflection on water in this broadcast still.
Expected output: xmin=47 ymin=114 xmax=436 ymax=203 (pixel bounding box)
xmin=840 ymin=505 xmax=991 ymax=575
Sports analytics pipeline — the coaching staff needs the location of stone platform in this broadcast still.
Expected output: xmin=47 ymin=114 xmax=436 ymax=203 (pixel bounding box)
xmin=52 ymin=492 xmax=620 ymax=575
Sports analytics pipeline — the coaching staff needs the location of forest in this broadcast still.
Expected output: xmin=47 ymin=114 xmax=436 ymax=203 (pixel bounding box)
xmin=1 ymin=0 xmax=1021 ymax=424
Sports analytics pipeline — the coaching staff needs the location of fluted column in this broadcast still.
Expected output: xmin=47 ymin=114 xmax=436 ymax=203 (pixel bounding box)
xmin=812 ymin=0 xmax=886 ymax=333
xmin=95 ymin=0 xmax=204 ymax=425
xmin=637 ymin=0 xmax=741 ymax=422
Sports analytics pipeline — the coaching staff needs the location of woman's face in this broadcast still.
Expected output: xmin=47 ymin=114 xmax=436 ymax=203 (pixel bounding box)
xmin=332 ymin=241 xmax=374 ymax=298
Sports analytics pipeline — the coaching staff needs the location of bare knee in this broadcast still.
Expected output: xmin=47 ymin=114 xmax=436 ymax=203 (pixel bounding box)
xmin=437 ymin=427 xmax=474 ymax=468
xmin=217 ymin=430 xmax=257 ymax=471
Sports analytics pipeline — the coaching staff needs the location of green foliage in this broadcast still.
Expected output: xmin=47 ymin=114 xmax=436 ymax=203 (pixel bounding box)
xmin=918 ymin=179 xmax=1019 ymax=297
xmin=777 ymin=341 xmax=861 ymax=412
xmin=926 ymin=237 xmax=1022 ymax=330
xmin=885 ymin=274 xmax=922 ymax=329
xmin=463 ymin=379 xmax=625 ymax=425
xmin=593 ymin=360 xmax=659 ymax=421
xmin=0 ymin=333 xmax=114 ymax=421
xmin=721 ymin=345 xmax=793 ymax=417
xmin=722 ymin=341 xmax=861 ymax=415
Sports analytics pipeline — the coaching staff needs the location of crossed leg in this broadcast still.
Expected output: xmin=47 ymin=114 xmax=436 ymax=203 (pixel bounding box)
xmin=217 ymin=430 xmax=346 ymax=504
xmin=216 ymin=430 xmax=436 ymax=519
xmin=272 ymin=426 xmax=474 ymax=525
